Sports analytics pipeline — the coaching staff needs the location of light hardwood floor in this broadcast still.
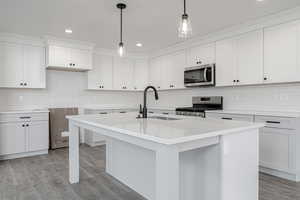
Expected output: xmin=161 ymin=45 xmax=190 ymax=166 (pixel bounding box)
xmin=0 ymin=145 xmax=299 ymax=200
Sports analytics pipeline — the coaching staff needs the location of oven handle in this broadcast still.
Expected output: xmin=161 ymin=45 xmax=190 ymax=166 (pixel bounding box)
xmin=203 ymin=67 xmax=208 ymax=82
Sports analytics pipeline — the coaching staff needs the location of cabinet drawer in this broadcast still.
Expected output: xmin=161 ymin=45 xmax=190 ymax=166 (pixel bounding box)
xmin=206 ymin=113 xmax=254 ymax=122
xmin=255 ymin=116 xmax=296 ymax=129
xmin=0 ymin=112 xmax=49 ymax=123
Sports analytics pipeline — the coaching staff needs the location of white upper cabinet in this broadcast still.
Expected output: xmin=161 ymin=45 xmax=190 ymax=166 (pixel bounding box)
xmin=264 ymin=20 xmax=300 ymax=83
xmin=236 ymin=30 xmax=263 ymax=85
xmin=47 ymin=45 xmax=93 ymax=71
xmin=0 ymin=42 xmax=23 ymax=88
xmin=161 ymin=51 xmax=186 ymax=90
xmin=133 ymin=59 xmax=149 ymax=91
xmin=149 ymin=57 xmax=162 ymax=90
xmin=216 ymin=30 xmax=263 ymax=86
xmin=149 ymin=51 xmax=186 ymax=90
xmin=216 ymin=38 xmax=237 ymax=87
xmin=88 ymin=54 xmax=113 ymax=90
xmin=187 ymin=43 xmax=215 ymax=66
xmin=0 ymin=42 xmax=46 ymax=88
xmin=23 ymin=45 xmax=46 ymax=88
xmin=113 ymin=57 xmax=134 ymax=90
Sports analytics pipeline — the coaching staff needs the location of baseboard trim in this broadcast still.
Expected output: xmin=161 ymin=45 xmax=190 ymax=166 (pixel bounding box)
xmin=260 ymin=166 xmax=299 ymax=182
xmin=0 ymin=150 xmax=48 ymax=161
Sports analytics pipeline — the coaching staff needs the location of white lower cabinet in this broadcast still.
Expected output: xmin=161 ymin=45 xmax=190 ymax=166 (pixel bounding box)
xmin=0 ymin=112 xmax=49 ymax=159
xmin=27 ymin=121 xmax=49 ymax=152
xmin=259 ymin=127 xmax=292 ymax=171
xmin=206 ymin=111 xmax=300 ymax=181
xmin=0 ymin=122 xmax=27 ymax=155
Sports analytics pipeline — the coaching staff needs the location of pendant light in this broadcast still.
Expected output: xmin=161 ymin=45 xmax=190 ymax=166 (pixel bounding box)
xmin=178 ymin=0 xmax=192 ymax=38
xmin=117 ymin=3 xmax=126 ymax=57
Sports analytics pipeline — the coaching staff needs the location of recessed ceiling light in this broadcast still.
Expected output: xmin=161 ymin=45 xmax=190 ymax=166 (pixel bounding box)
xmin=136 ymin=43 xmax=143 ymax=47
xmin=256 ymin=0 xmax=264 ymax=2
xmin=65 ymin=29 xmax=73 ymax=34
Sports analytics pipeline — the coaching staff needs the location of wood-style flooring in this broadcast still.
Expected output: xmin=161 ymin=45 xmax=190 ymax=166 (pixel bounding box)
xmin=0 ymin=145 xmax=299 ymax=200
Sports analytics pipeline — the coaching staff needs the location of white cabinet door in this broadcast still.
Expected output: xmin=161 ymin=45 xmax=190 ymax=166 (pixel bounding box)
xmin=133 ymin=59 xmax=149 ymax=90
xmin=168 ymin=51 xmax=186 ymax=89
xmin=264 ymin=20 xmax=300 ymax=83
xmin=149 ymin=57 xmax=162 ymax=89
xmin=88 ymin=54 xmax=113 ymax=90
xmin=70 ymin=48 xmax=92 ymax=70
xmin=0 ymin=122 xmax=26 ymax=155
xmin=187 ymin=43 xmax=215 ymax=66
xmin=27 ymin=121 xmax=49 ymax=152
xmin=0 ymin=42 xmax=23 ymax=87
xmin=113 ymin=57 xmax=134 ymax=90
xmin=216 ymin=38 xmax=237 ymax=86
xmin=47 ymin=45 xmax=70 ymax=68
xmin=259 ymin=128 xmax=292 ymax=171
xmin=23 ymin=45 xmax=46 ymax=88
xmin=236 ymin=30 xmax=263 ymax=85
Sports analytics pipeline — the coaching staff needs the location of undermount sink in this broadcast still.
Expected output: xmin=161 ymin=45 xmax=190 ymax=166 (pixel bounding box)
xmin=148 ymin=116 xmax=181 ymax=121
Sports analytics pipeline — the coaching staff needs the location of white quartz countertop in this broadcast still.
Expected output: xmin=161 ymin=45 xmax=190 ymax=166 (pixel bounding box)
xmin=67 ymin=113 xmax=263 ymax=145
xmin=206 ymin=109 xmax=300 ymax=118
xmin=0 ymin=109 xmax=49 ymax=114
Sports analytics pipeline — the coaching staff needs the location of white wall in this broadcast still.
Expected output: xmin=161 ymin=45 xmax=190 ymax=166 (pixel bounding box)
xmin=148 ymin=84 xmax=300 ymax=112
xmin=0 ymin=70 xmax=140 ymax=110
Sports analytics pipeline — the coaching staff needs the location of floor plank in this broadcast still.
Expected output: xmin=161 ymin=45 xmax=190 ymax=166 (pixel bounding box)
xmin=0 ymin=145 xmax=299 ymax=200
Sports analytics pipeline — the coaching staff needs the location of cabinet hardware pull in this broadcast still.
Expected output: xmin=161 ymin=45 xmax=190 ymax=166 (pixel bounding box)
xmin=26 ymin=124 xmax=29 ymax=127
xmin=236 ymin=80 xmax=240 ymax=83
xmin=73 ymin=64 xmax=75 ymax=66
xmin=99 ymin=112 xmax=108 ymax=114
xmin=221 ymin=117 xmax=233 ymax=120
xmin=149 ymin=111 xmax=154 ymax=114
xmin=20 ymin=116 xmax=31 ymax=119
xmin=162 ymin=112 xmax=169 ymax=115
xmin=22 ymin=124 xmax=25 ymax=127
xmin=233 ymin=80 xmax=236 ymax=82
xmin=20 ymin=83 xmax=24 ymax=86
xmin=120 ymin=111 xmax=127 ymax=113
xmin=266 ymin=121 xmax=280 ymax=124
xmin=69 ymin=63 xmax=72 ymax=66
xmin=24 ymin=83 xmax=27 ymax=86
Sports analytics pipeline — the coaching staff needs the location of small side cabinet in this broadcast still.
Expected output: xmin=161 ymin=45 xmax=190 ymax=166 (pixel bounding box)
xmin=0 ymin=112 xmax=49 ymax=159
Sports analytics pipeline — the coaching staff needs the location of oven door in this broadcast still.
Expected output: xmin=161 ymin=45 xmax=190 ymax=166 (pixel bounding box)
xmin=184 ymin=65 xmax=214 ymax=87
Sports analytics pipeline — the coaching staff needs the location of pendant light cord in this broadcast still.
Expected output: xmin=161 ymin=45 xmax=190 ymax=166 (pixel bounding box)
xmin=120 ymin=8 xmax=123 ymax=43
xmin=184 ymin=0 xmax=186 ymax=15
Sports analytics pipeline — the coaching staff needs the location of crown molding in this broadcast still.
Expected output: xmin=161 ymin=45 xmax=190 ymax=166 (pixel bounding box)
xmin=0 ymin=32 xmax=44 ymax=46
xmin=44 ymin=35 xmax=95 ymax=50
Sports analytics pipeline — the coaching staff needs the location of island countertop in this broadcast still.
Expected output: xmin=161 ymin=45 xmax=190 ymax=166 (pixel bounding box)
xmin=67 ymin=113 xmax=264 ymax=145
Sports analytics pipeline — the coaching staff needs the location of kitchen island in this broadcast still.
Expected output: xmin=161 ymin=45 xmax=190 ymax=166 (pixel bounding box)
xmin=67 ymin=113 xmax=264 ymax=200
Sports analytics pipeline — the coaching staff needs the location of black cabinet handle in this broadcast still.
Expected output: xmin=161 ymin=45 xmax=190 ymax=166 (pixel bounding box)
xmin=69 ymin=63 xmax=72 ymax=66
xmin=26 ymin=124 xmax=29 ymax=127
xmin=233 ymin=80 xmax=236 ymax=83
xmin=266 ymin=121 xmax=280 ymax=124
xmin=264 ymin=77 xmax=267 ymax=81
xmin=236 ymin=80 xmax=240 ymax=83
xmin=20 ymin=116 xmax=31 ymax=119
xmin=222 ymin=117 xmax=233 ymax=120
xmin=22 ymin=124 xmax=25 ymax=127
xmin=162 ymin=112 xmax=169 ymax=115
xmin=99 ymin=112 xmax=108 ymax=114
xmin=73 ymin=64 xmax=75 ymax=66
xmin=149 ymin=111 xmax=154 ymax=114
xmin=120 ymin=111 xmax=127 ymax=113
xmin=20 ymin=83 xmax=23 ymax=86
xmin=24 ymin=83 xmax=27 ymax=86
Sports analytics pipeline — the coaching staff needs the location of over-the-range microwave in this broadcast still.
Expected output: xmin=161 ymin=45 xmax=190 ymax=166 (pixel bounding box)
xmin=184 ymin=64 xmax=215 ymax=87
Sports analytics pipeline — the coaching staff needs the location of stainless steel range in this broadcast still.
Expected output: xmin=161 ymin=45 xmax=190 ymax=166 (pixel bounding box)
xmin=176 ymin=96 xmax=223 ymax=118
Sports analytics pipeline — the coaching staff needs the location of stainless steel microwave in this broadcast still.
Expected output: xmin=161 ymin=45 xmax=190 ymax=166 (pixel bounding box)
xmin=184 ymin=64 xmax=215 ymax=87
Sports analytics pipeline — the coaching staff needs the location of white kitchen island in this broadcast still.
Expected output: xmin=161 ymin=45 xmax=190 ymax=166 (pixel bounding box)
xmin=67 ymin=113 xmax=264 ymax=200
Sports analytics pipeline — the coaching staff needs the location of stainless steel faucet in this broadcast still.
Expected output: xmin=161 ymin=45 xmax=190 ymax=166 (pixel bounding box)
xmin=142 ymin=86 xmax=159 ymax=118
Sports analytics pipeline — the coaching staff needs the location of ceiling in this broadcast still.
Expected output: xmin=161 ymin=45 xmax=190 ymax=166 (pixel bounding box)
xmin=0 ymin=0 xmax=300 ymax=53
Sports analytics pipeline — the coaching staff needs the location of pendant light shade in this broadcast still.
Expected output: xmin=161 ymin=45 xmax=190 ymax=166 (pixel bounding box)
xmin=117 ymin=3 xmax=126 ymax=57
xmin=178 ymin=0 xmax=192 ymax=38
